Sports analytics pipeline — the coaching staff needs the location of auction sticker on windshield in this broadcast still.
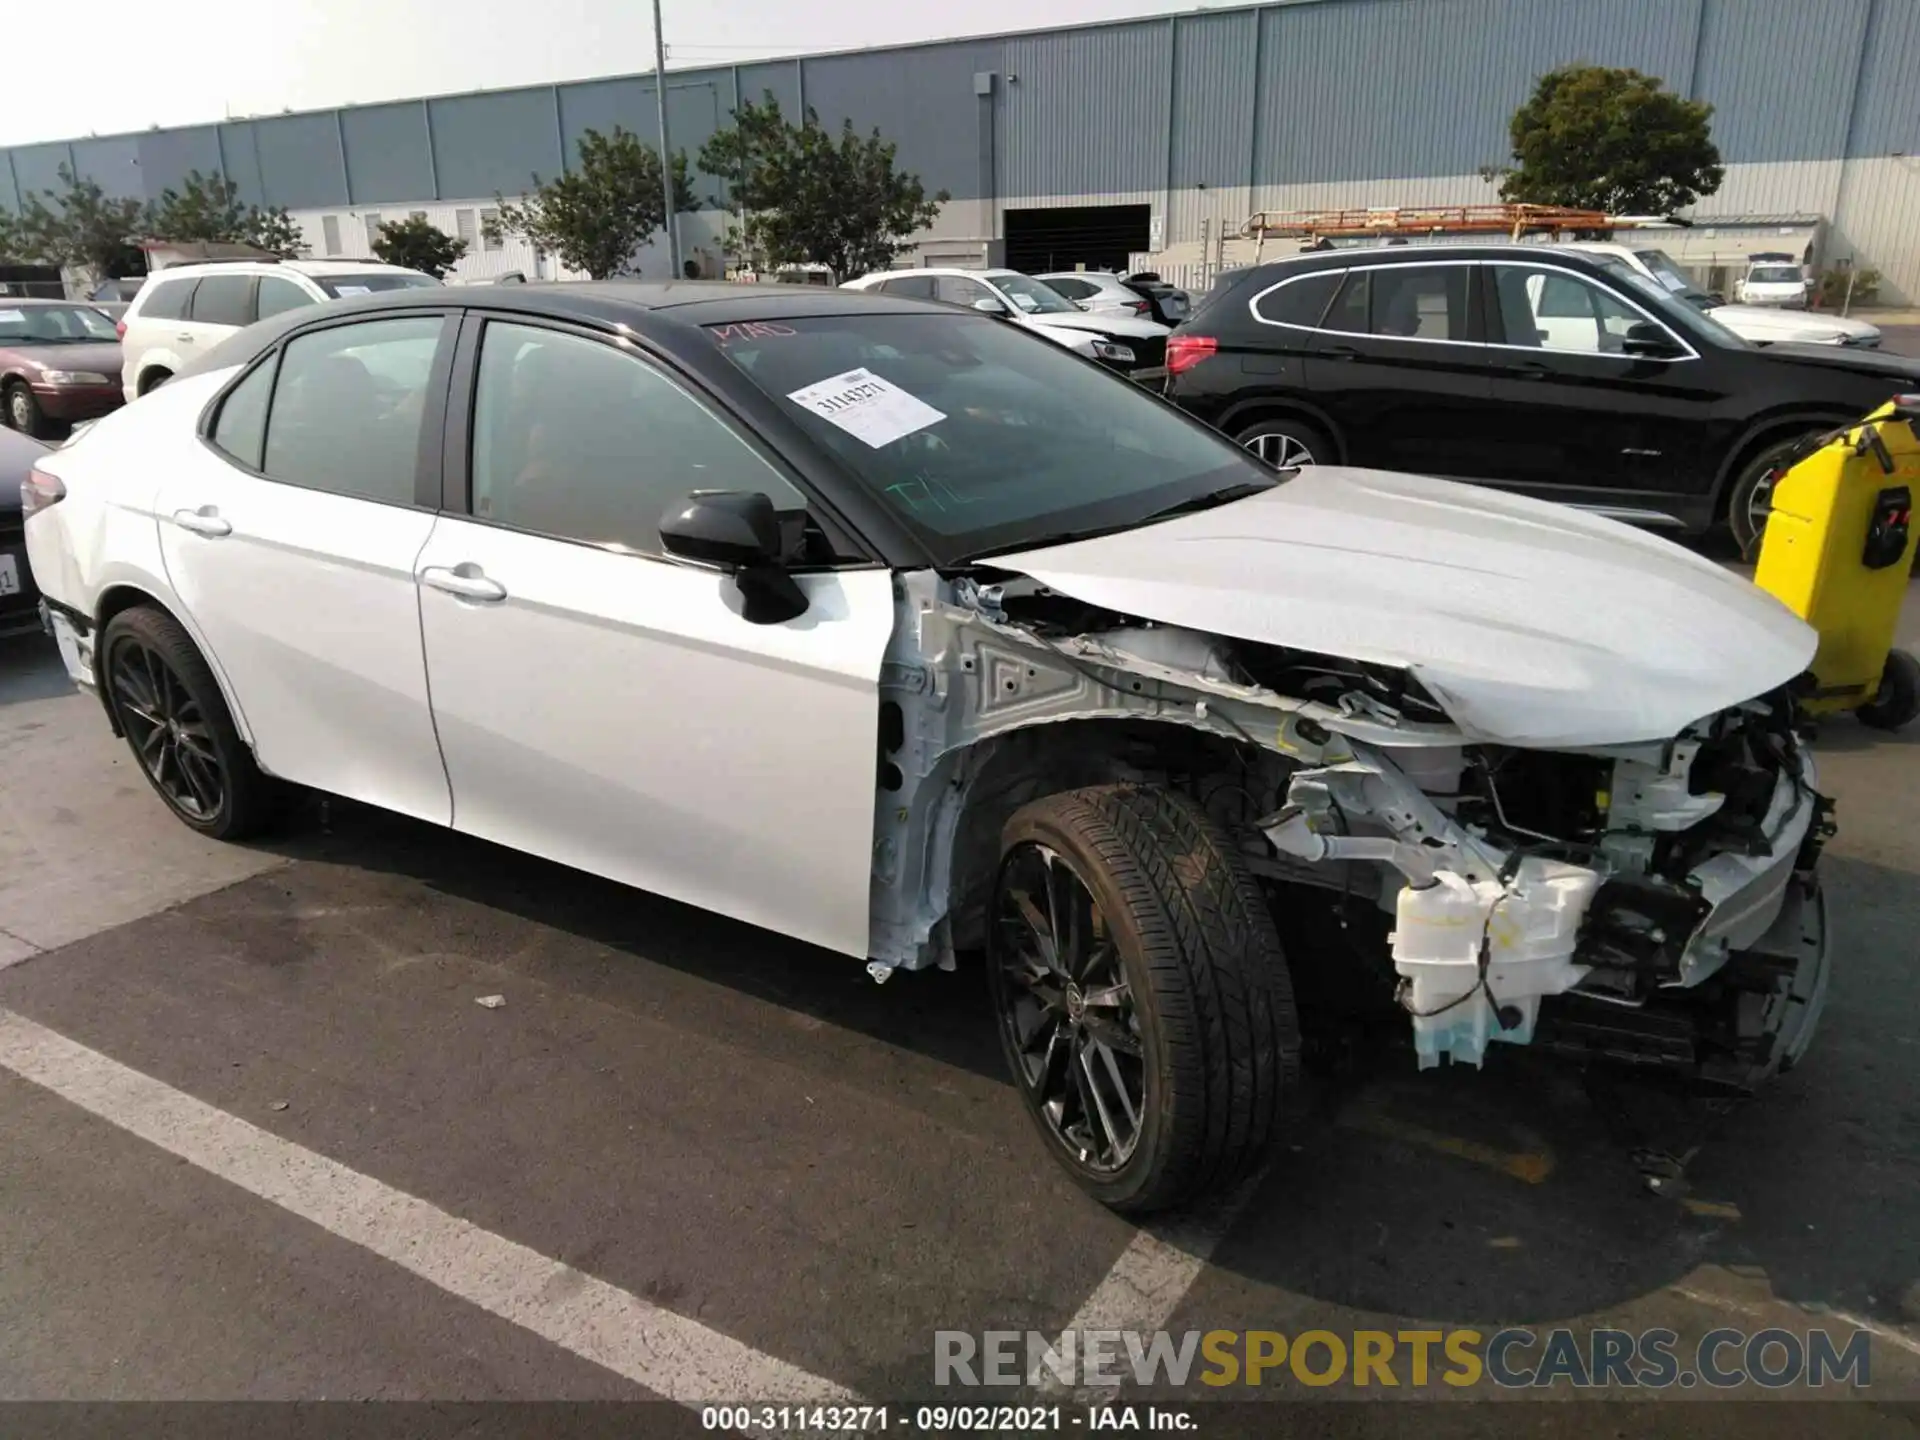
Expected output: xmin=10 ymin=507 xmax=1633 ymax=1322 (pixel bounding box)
xmin=787 ymin=367 xmax=945 ymax=448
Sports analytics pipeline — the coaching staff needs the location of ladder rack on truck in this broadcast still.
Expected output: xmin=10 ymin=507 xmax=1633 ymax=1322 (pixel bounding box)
xmin=1239 ymin=204 xmax=1672 ymax=260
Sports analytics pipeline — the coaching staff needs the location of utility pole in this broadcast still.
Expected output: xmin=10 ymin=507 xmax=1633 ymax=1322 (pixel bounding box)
xmin=651 ymin=0 xmax=682 ymax=280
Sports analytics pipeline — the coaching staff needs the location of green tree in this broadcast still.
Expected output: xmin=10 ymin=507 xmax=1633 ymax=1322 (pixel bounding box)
xmin=372 ymin=214 xmax=468 ymax=278
xmin=13 ymin=164 xmax=146 ymax=277
xmin=700 ymin=93 xmax=948 ymax=280
xmin=147 ymin=169 xmax=305 ymax=258
xmin=1492 ymin=65 xmax=1723 ymax=215
xmin=0 ymin=207 xmax=29 ymax=264
xmin=485 ymin=126 xmax=696 ymax=280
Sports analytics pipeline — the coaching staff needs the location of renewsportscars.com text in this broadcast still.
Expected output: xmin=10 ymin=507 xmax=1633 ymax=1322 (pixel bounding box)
xmin=934 ymin=1327 xmax=1873 ymax=1390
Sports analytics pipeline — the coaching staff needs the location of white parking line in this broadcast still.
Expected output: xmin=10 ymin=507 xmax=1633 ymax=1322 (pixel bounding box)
xmin=0 ymin=1008 xmax=859 ymax=1412
xmin=1032 ymin=1178 xmax=1259 ymax=1395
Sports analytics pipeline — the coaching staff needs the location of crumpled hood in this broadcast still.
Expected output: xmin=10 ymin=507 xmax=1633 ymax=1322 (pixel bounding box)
xmin=1024 ymin=310 xmax=1170 ymax=339
xmin=993 ymin=466 xmax=1817 ymax=749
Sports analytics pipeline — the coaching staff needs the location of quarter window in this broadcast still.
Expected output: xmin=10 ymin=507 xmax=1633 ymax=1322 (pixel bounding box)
xmin=469 ymin=322 xmax=803 ymax=554
xmin=1252 ymin=270 xmax=1342 ymax=328
xmin=878 ymin=275 xmax=937 ymax=299
xmin=209 ymin=356 xmax=276 ymax=470
xmin=1492 ymin=265 xmax=1651 ymax=355
xmin=188 ymin=275 xmax=255 ymax=327
xmin=262 ymin=316 xmax=444 ymax=504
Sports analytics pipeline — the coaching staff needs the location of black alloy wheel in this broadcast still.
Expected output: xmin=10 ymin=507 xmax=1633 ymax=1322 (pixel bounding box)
xmin=111 ymin=636 xmax=226 ymax=822
xmin=992 ymin=841 xmax=1146 ymax=1175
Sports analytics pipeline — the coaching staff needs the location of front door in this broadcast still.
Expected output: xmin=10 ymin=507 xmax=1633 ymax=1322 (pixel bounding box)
xmin=154 ymin=312 xmax=455 ymax=823
xmin=415 ymin=317 xmax=896 ymax=959
xmin=1304 ymin=262 xmax=1500 ymax=478
xmin=1478 ymin=262 xmax=1719 ymax=515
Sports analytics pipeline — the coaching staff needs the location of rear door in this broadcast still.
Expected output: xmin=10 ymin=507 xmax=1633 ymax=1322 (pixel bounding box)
xmin=414 ymin=315 xmax=897 ymax=959
xmin=1304 ymin=261 xmax=1500 ymax=476
xmin=1478 ymin=262 xmax=1724 ymax=514
xmin=154 ymin=310 xmax=456 ymax=823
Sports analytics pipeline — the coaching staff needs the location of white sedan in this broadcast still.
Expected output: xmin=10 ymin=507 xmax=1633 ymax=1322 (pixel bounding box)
xmin=24 ymin=281 xmax=1832 ymax=1212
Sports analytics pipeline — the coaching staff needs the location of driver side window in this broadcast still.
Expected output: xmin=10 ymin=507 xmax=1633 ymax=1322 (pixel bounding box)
xmin=468 ymin=322 xmax=804 ymax=555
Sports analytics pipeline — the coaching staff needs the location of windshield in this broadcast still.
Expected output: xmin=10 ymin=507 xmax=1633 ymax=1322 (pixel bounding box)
xmin=315 ymin=273 xmax=442 ymax=298
xmin=1590 ymin=257 xmax=1747 ymax=348
xmin=1748 ymin=264 xmax=1802 ymax=285
xmin=0 ymin=304 xmax=119 ymax=343
xmin=707 ymin=313 xmax=1275 ymax=562
xmin=994 ymin=275 xmax=1080 ymax=315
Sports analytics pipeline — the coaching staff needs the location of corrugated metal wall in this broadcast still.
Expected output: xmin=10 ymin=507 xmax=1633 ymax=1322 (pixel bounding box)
xmin=3 ymin=0 xmax=1915 ymax=295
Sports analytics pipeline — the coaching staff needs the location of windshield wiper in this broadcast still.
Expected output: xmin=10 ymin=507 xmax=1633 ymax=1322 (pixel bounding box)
xmin=1138 ymin=478 xmax=1278 ymax=521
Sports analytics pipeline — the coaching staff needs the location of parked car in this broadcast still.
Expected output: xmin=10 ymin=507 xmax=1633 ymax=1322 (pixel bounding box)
xmin=1737 ymin=254 xmax=1810 ymax=308
xmin=1560 ymin=242 xmax=1879 ymax=348
xmin=0 ymin=299 xmax=126 ymax=438
xmin=1162 ymin=243 xmax=1920 ymax=549
xmin=119 ymin=259 xmax=441 ymax=402
xmin=1036 ymin=270 xmax=1191 ymax=327
xmin=1 ymin=426 xmax=49 ymax=636
xmin=842 ymin=267 xmax=1169 ymax=376
xmin=25 ymin=281 xmax=1833 ymax=1211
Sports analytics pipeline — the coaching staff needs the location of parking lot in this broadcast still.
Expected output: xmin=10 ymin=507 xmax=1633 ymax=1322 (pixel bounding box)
xmin=2 ymin=549 xmax=1918 ymax=1431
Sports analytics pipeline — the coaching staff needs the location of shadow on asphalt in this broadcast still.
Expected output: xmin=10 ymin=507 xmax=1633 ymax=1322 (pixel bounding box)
xmin=0 ymin=632 xmax=78 ymax=706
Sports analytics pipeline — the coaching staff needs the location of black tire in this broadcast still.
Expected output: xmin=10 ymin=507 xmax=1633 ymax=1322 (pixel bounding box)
xmin=4 ymin=380 xmax=49 ymax=439
xmin=1858 ymin=649 xmax=1920 ymax=732
xmin=138 ymin=368 xmax=172 ymax=397
xmin=989 ymin=784 xmax=1300 ymax=1213
xmin=1727 ymin=432 xmax=1824 ymax=554
xmin=100 ymin=605 xmax=278 ymax=839
xmin=1235 ymin=417 xmax=1331 ymax=471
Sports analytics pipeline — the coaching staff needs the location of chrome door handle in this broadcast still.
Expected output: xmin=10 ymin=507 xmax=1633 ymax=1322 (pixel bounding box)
xmin=420 ymin=564 xmax=507 ymax=603
xmin=171 ymin=507 xmax=232 ymax=537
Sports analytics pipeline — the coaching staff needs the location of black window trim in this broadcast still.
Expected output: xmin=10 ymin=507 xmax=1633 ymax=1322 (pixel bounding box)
xmin=194 ymin=304 xmax=461 ymax=511
xmin=439 ymin=312 xmax=883 ymax=572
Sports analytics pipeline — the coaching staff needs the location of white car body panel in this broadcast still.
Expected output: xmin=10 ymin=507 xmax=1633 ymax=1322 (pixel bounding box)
xmin=1020 ymin=309 xmax=1169 ymax=341
xmin=1737 ymin=279 xmax=1808 ymax=308
xmin=1708 ymin=302 xmax=1876 ymax=345
xmin=155 ymin=436 xmax=451 ymax=826
xmin=413 ymin=516 xmax=898 ymax=959
xmin=993 ymin=465 xmax=1816 ymax=749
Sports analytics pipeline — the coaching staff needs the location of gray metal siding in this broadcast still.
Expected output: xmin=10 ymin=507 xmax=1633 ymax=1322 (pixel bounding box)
xmin=138 ymin=127 xmax=227 ymax=199
xmin=1002 ymin=21 xmax=1172 ymax=197
xmin=1257 ymin=0 xmax=1701 ymax=185
xmin=1694 ymin=0 xmax=1872 ymax=163
xmin=340 ymin=103 xmax=437 ymax=205
xmin=428 ymin=89 xmax=565 ymax=200
xmin=8 ymin=143 xmax=76 ymax=205
xmin=558 ymin=76 xmax=730 ymax=190
xmin=1847 ymin=0 xmax=1920 ymax=156
xmin=735 ymin=61 xmax=801 ymax=118
xmin=216 ymin=124 xmax=266 ymax=207
xmin=69 ymin=137 xmax=142 ymax=200
xmin=801 ymin=44 xmax=998 ymax=200
xmin=1172 ymin=9 xmax=1259 ymax=191
xmin=251 ymin=113 xmax=348 ymax=209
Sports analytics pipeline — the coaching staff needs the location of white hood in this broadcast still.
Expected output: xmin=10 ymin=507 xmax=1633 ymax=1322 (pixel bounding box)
xmin=1024 ymin=310 xmax=1170 ymax=339
xmin=993 ymin=467 xmax=1817 ymax=750
xmin=1714 ymin=303 xmax=1877 ymax=345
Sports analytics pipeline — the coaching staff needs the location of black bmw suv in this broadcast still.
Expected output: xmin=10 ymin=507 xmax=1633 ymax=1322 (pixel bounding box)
xmin=1163 ymin=244 xmax=1920 ymax=547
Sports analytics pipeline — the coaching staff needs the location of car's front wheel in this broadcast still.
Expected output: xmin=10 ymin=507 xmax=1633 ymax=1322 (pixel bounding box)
xmin=1236 ymin=418 xmax=1330 ymax=471
xmin=989 ymin=785 xmax=1299 ymax=1213
xmin=101 ymin=605 xmax=277 ymax=840
xmin=4 ymin=380 xmax=48 ymax=438
xmin=1728 ymin=432 xmax=1825 ymax=553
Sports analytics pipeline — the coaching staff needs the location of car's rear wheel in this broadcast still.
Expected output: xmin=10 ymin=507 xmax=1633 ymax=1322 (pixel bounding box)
xmin=101 ymin=606 xmax=277 ymax=840
xmin=4 ymin=381 xmax=48 ymax=438
xmin=1236 ymin=418 xmax=1330 ymax=471
xmin=989 ymin=784 xmax=1299 ymax=1214
xmin=1727 ymin=431 xmax=1825 ymax=554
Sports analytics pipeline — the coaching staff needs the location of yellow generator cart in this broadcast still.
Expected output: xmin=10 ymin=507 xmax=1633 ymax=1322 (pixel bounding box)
xmin=1753 ymin=396 xmax=1919 ymax=730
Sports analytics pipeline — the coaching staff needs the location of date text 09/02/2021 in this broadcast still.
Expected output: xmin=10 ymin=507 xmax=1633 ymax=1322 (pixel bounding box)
xmin=701 ymin=1408 xmax=1189 ymax=1433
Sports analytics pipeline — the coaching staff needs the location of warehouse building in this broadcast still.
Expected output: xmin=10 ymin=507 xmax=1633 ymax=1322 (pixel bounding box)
xmin=5 ymin=0 xmax=1919 ymax=301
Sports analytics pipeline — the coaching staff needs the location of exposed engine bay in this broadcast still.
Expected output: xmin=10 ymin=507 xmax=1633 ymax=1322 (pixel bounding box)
xmin=870 ymin=571 xmax=1834 ymax=1090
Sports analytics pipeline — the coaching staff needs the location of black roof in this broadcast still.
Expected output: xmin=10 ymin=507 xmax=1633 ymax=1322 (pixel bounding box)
xmin=182 ymin=278 xmax=954 ymax=381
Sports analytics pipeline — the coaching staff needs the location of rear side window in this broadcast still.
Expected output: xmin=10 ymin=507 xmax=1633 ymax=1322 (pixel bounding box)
xmin=1322 ymin=265 xmax=1472 ymax=340
xmin=1048 ymin=277 xmax=1095 ymax=300
xmin=878 ymin=275 xmax=936 ymax=299
xmin=139 ymin=278 xmax=197 ymax=322
xmin=209 ymin=356 xmax=277 ymax=470
xmin=190 ymin=276 xmax=255 ymax=327
xmin=262 ymin=316 xmax=445 ymax=504
xmin=1324 ymin=271 xmax=1370 ymax=332
xmin=1251 ymin=271 xmax=1342 ymax=328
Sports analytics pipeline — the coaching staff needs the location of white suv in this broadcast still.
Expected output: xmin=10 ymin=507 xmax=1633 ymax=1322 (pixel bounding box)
xmin=120 ymin=260 xmax=440 ymax=402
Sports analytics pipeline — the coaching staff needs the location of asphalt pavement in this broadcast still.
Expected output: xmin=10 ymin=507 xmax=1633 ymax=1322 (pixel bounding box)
xmin=2 ymin=575 xmax=1920 ymax=1434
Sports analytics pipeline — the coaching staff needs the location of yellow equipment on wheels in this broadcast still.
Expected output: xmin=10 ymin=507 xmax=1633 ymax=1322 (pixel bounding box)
xmin=1752 ymin=395 xmax=1920 ymax=731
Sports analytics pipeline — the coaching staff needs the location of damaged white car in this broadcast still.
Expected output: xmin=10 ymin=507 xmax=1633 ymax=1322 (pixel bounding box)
xmin=22 ymin=284 xmax=1833 ymax=1214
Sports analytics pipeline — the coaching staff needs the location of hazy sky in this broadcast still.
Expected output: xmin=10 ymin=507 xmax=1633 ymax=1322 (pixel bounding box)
xmin=2 ymin=0 xmax=1235 ymax=146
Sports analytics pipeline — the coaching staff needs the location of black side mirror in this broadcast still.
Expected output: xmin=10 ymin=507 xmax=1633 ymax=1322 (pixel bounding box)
xmin=659 ymin=490 xmax=809 ymax=625
xmin=1621 ymin=320 xmax=1682 ymax=358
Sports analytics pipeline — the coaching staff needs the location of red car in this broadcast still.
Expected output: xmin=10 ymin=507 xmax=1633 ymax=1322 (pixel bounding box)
xmin=0 ymin=299 xmax=126 ymax=438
